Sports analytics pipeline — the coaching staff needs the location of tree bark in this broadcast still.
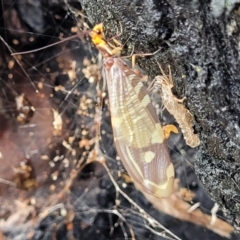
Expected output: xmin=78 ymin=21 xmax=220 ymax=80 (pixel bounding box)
xmin=80 ymin=0 xmax=240 ymax=232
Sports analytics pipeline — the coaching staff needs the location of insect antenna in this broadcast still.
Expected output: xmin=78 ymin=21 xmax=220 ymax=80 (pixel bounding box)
xmin=11 ymin=31 xmax=90 ymax=56
xmin=107 ymin=22 xmax=123 ymax=42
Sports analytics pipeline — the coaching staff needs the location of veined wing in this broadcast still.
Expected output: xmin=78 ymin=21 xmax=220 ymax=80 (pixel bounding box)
xmin=103 ymin=57 xmax=174 ymax=198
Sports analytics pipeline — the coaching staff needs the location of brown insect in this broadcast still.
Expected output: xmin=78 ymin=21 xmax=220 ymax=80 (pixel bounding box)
xmin=90 ymin=23 xmax=178 ymax=198
xmin=153 ymin=64 xmax=200 ymax=148
xmin=11 ymin=23 xmax=178 ymax=198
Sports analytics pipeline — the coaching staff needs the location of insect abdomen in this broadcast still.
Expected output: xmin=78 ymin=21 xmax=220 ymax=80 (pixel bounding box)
xmin=162 ymin=95 xmax=200 ymax=148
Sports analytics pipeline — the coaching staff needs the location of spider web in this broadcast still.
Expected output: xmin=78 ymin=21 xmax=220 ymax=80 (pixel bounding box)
xmin=0 ymin=1 xmax=236 ymax=240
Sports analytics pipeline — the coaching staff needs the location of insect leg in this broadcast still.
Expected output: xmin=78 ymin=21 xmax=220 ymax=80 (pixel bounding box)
xmin=174 ymin=96 xmax=187 ymax=103
xmin=131 ymin=48 xmax=161 ymax=69
xmin=108 ymin=22 xmax=123 ymax=42
xmin=162 ymin=125 xmax=179 ymax=139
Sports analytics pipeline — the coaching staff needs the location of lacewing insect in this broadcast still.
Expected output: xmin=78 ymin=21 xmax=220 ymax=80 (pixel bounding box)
xmin=154 ymin=64 xmax=200 ymax=148
xmin=11 ymin=23 xmax=177 ymax=198
xmin=90 ymin=23 xmax=178 ymax=198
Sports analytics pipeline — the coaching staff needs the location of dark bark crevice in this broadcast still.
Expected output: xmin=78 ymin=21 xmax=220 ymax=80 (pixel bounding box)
xmin=0 ymin=0 xmax=239 ymax=237
xmin=80 ymin=0 xmax=240 ymax=231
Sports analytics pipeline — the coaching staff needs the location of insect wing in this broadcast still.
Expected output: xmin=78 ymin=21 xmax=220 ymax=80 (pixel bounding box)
xmin=103 ymin=58 xmax=174 ymax=198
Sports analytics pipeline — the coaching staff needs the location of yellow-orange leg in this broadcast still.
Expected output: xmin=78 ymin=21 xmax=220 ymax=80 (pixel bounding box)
xmin=163 ymin=124 xmax=178 ymax=139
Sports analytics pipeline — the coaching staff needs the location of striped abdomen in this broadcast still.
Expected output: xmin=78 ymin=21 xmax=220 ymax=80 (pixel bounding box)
xmin=155 ymin=73 xmax=200 ymax=148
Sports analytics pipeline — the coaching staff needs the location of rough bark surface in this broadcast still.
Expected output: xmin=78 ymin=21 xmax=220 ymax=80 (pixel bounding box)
xmin=0 ymin=0 xmax=239 ymax=239
xmin=80 ymin=0 xmax=240 ymax=232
